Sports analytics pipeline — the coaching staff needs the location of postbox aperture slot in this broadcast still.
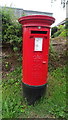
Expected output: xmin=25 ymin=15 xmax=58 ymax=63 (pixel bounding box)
xmin=31 ymin=31 xmax=47 ymax=34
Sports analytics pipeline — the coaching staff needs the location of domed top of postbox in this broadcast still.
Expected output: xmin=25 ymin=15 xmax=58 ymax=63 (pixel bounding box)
xmin=18 ymin=15 xmax=55 ymax=27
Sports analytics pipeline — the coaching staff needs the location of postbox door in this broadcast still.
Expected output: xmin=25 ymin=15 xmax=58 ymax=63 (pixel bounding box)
xmin=32 ymin=36 xmax=49 ymax=85
xmin=23 ymin=27 xmax=50 ymax=86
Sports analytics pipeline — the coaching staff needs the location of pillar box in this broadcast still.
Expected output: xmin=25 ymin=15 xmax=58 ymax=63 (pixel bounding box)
xmin=18 ymin=15 xmax=55 ymax=105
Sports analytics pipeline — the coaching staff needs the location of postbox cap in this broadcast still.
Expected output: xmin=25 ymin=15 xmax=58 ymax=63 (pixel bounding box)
xmin=18 ymin=15 xmax=55 ymax=27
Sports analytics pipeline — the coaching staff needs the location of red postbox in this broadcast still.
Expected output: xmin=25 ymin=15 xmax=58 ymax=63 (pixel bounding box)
xmin=18 ymin=15 xmax=55 ymax=104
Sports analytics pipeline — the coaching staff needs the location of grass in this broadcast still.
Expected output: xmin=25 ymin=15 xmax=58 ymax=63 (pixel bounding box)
xmin=2 ymin=66 xmax=22 ymax=118
xmin=2 ymin=65 xmax=67 ymax=119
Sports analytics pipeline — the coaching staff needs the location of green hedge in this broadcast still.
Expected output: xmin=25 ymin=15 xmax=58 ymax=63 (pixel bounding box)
xmin=1 ymin=7 xmax=22 ymax=51
xmin=51 ymin=25 xmax=66 ymax=38
xmin=59 ymin=29 xmax=67 ymax=37
xmin=51 ymin=26 xmax=58 ymax=37
xmin=52 ymin=30 xmax=61 ymax=38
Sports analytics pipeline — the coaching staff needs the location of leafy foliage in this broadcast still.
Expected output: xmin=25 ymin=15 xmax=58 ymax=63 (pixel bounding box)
xmin=51 ymin=25 xmax=67 ymax=38
xmin=2 ymin=7 xmax=22 ymax=51
xmin=51 ymin=26 xmax=58 ymax=37
xmin=59 ymin=29 xmax=67 ymax=37
xmin=52 ymin=30 xmax=61 ymax=38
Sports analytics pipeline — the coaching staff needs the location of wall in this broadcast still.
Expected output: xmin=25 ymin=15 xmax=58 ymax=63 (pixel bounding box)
xmin=1 ymin=6 xmax=53 ymax=17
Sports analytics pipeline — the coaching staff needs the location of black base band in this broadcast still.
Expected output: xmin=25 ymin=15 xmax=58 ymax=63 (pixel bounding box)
xmin=22 ymin=83 xmax=47 ymax=105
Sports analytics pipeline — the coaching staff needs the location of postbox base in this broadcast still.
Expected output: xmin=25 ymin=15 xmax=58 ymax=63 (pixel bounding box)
xmin=22 ymin=83 xmax=47 ymax=105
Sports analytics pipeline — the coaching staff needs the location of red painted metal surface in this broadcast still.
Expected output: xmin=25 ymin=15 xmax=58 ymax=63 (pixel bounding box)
xmin=18 ymin=15 xmax=55 ymax=86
